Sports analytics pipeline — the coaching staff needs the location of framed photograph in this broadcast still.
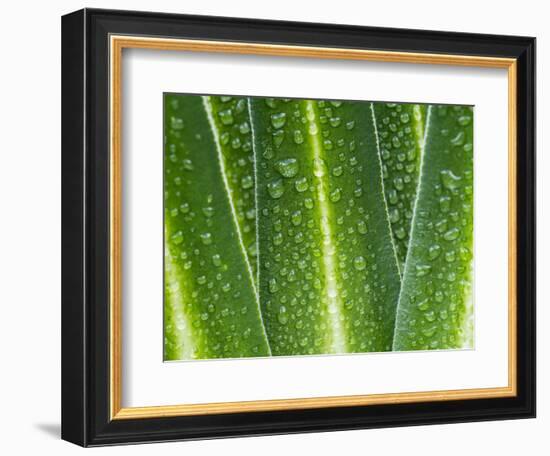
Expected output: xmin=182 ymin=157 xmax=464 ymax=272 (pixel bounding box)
xmin=61 ymin=8 xmax=535 ymax=447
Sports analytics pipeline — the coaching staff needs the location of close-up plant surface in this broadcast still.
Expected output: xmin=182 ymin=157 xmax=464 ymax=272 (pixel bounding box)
xmin=164 ymin=93 xmax=474 ymax=361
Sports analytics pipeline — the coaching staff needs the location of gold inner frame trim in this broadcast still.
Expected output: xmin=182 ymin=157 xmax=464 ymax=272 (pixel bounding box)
xmin=109 ymin=34 xmax=518 ymax=420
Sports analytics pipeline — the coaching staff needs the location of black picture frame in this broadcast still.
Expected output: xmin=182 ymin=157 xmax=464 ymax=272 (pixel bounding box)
xmin=62 ymin=7 xmax=536 ymax=447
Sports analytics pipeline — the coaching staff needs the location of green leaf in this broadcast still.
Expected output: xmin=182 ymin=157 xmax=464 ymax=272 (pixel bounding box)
xmin=250 ymin=98 xmax=402 ymax=355
xmin=392 ymin=104 xmax=474 ymax=351
xmin=163 ymin=94 xmax=271 ymax=360
xmin=206 ymin=96 xmax=258 ymax=279
xmin=374 ymin=103 xmax=426 ymax=272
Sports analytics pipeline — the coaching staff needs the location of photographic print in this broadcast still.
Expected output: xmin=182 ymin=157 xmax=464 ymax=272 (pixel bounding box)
xmin=164 ymin=94 xmax=473 ymax=361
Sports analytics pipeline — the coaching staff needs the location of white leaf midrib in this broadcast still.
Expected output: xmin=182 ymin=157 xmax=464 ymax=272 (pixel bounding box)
xmin=304 ymin=99 xmax=347 ymax=354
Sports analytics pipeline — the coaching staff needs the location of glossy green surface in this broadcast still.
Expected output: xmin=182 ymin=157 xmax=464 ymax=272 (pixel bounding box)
xmin=250 ymin=98 xmax=401 ymax=355
xmin=392 ymin=105 xmax=474 ymax=350
xmin=164 ymin=94 xmax=270 ymax=360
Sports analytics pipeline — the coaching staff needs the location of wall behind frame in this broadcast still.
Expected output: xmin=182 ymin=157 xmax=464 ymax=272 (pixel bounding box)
xmin=0 ymin=0 xmax=544 ymax=455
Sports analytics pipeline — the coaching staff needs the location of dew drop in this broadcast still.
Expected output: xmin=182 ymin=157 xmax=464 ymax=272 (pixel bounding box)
xmin=422 ymin=326 xmax=437 ymax=337
xmin=200 ymin=232 xmax=212 ymax=245
xmin=272 ymin=130 xmax=284 ymax=147
xmin=239 ymin=121 xmax=250 ymax=134
xmin=440 ymin=169 xmax=462 ymax=190
xmin=417 ymin=298 xmax=430 ymax=311
xmin=212 ymin=254 xmax=222 ymax=267
xmin=415 ymin=264 xmax=432 ymax=277
xmin=388 ymin=189 xmax=398 ymax=205
xmin=241 ymin=175 xmax=254 ymax=189
xmin=293 ymin=130 xmax=304 ymax=144
xmin=393 ymin=177 xmax=404 ymax=191
xmin=294 ymin=232 xmax=304 ymax=244
xmin=353 ymin=256 xmax=367 ymax=271
xmin=458 ymin=115 xmax=471 ymax=126
xmin=389 ymin=208 xmax=400 ymax=223
xmin=435 ymin=219 xmax=448 ymax=233
xmin=445 ymin=250 xmax=456 ymax=262
xmin=247 ymin=242 xmax=257 ymax=258
xmin=395 ymin=227 xmax=407 ymax=240
xmin=235 ymin=98 xmax=246 ymax=113
xmin=291 ymin=210 xmax=303 ymax=226
xmin=450 ymin=131 xmax=465 ymax=146
xmin=170 ymin=117 xmax=184 ymax=130
xmin=202 ymin=206 xmax=214 ymax=218
xmin=218 ymin=109 xmax=234 ymax=126
xmin=439 ymin=195 xmax=451 ymax=213
xmin=275 ymin=158 xmax=299 ymax=178
xmin=277 ymin=306 xmax=288 ymax=324
xmin=424 ymin=311 xmax=436 ymax=322
xmin=428 ymin=244 xmax=441 ymax=260
xmin=443 ymin=227 xmax=460 ymax=241
xmin=182 ymin=159 xmax=194 ymax=171
xmin=392 ymin=136 xmax=401 ymax=148
xmin=269 ymin=278 xmax=279 ymax=294
xmin=171 ymin=231 xmax=184 ymax=245
xmin=329 ymin=117 xmax=341 ymax=128
xmin=231 ymin=137 xmax=241 ymax=149
xmin=294 ymin=176 xmax=308 ymax=193
xmin=267 ymin=179 xmax=285 ymax=199
xmin=270 ymin=112 xmax=287 ymax=129
xmin=459 ymin=246 xmax=472 ymax=260
xmin=273 ymin=232 xmax=283 ymax=246
xmin=265 ymin=98 xmax=277 ymax=108
xmin=329 ymin=188 xmax=342 ymax=203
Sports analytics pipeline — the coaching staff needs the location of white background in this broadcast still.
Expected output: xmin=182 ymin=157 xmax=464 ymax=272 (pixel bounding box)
xmin=0 ymin=0 xmax=546 ymax=454
xmin=124 ymin=50 xmax=508 ymax=407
